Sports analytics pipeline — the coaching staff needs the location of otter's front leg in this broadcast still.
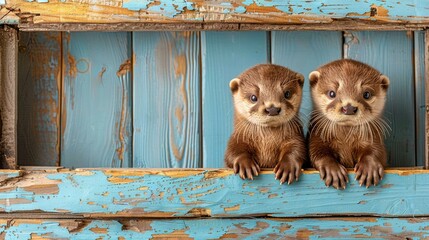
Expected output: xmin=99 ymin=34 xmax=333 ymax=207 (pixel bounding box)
xmin=225 ymin=136 xmax=260 ymax=180
xmin=310 ymin=135 xmax=348 ymax=189
xmin=274 ymin=138 xmax=305 ymax=185
xmin=355 ymin=146 xmax=386 ymax=187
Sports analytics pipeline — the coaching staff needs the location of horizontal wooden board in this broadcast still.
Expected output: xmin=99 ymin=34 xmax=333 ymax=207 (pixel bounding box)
xmin=1 ymin=218 xmax=429 ymax=239
xmin=5 ymin=0 xmax=429 ymax=31
xmin=0 ymin=169 xmax=428 ymax=217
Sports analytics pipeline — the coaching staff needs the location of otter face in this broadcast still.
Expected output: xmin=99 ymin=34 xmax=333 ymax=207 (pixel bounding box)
xmin=230 ymin=64 xmax=304 ymax=127
xmin=309 ymin=59 xmax=389 ymax=126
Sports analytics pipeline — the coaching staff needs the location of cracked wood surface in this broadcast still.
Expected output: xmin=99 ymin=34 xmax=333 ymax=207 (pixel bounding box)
xmin=0 ymin=26 xmax=17 ymax=169
xmin=0 ymin=218 xmax=429 ymax=239
xmin=0 ymin=168 xmax=427 ymax=217
xmin=3 ymin=0 xmax=429 ymax=30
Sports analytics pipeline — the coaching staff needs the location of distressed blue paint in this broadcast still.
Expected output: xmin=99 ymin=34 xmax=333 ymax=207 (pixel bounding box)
xmin=415 ymin=31 xmax=426 ymax=167
xmin=271 ymin=31 xmax=342 ymax=133
xmin=1 ymin=218 xmax=429 ymax=239
xmin=123 ymin=0 xmax=194 ymax=17
xmin=345 ymin=31 xmax=415 ymax=167
xmin=18 ymin=32 xmax=61 ymax=166
xmin=0 ymin=169 xmax=428 ymax=217
xmin=202 ymin=31 xmax=268 ymax=168
xmin=62 ymin=32 xmax=132 ymax=168
xmin=133 ymin=32 xmax=200 ymax=168
xmin=118 ymin=0 xmax=429 ymax=20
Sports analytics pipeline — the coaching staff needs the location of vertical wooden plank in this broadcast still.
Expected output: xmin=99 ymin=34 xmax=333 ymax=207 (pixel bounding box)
xmin=415 ymin=31 xmax=426 ymax=167
xmin=201 ymin=31 xmax=268 ymax=168
xmin=271 ymin=31 xmax=343 ymax=132
xmin=0 ymin=26 xmax=17 ymax=169
xmin=18 ymin=32 xmax=61 ymax=166
xmin=345 ymin=31 xmax=415 ymax=167
xmin=425 ymin=29 xmax=429 ymax=169
xmin=133 ymin=32 xmax=200 ymax=168
xmin=61 ymin=32 xmax=132 ymax=168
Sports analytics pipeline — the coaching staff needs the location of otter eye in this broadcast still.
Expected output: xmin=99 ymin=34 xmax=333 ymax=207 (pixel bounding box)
xmin=363 ymin=91 xmax=371 ymax=99
xmin=284 ymin=90 xmax=291 ymax=99
xmin=328 ymin=90 xmax=336 ymax=99
xmin=250 ymin=95 xmax=258 ymax=102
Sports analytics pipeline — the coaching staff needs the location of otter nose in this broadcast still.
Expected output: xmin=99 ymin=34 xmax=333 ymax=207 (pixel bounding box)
xmin=341 ymin=104 xmax=358 ymax=115
xmin=265 ymin=107 xmax=281 ymax=116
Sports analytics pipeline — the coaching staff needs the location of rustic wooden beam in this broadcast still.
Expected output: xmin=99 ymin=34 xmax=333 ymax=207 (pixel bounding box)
xmin=16 ymin=21 xmax=429 ymax=32
xmin=0 ymin=168 xmax=428 ymax=218
xmin=4 ymin=0 xmax=429 ymax=31
xmin=426 ymin=29 xmax=429 ymax=169
xmin=0 ymin=218 xmax=428 ymax=239
xmin=0 ymin=26 xmax=17 ymax=170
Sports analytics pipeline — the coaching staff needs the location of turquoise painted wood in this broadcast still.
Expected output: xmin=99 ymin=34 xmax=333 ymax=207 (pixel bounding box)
xmin=61 ymin=32 xmax=132 ymax=168
xmin=117 ymin=0 xmax=429 ymax=21
xmin=18 ymin=32 xmax=61 ymax=166
xmin=345 ymin=31 xmax=415 ymax=167
xmin=1 ymin=218 xmax=429 ymax=239
xmin=415 ymin=31 xmax=426 ymax=167
xmin=133 ymin=32 xmax=200 ymax=168
xmin=271 ymin=31 xmax=342 ymax=132
xmin=0 ymin=169 xmax=428 ymax=217
xmin=202 ymin=31 xmax=268 ymax=168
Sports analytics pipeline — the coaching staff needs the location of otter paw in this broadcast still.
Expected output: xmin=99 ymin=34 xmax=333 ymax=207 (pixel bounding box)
xmin=274 ymin=160 xmax=302 ymax=185
xmin=233 ymin=158 xmax=260 ymax=180
xmin=318 ymin=161 xmax=348 ymax=189
xmin=354 ymin=159 xmax=384 ymax=187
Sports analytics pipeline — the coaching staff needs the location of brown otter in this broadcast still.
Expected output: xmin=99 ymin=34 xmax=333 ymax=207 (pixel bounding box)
xmin=308 ymin=59 xmax=390 ymax=189
xmin=225 ymin=64 xmax=306 ymax=184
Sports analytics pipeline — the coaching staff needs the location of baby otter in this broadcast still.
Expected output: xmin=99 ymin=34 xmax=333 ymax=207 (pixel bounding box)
xmin=308 ymin=59 xmax=390 ymax=189
xmin=225 ymin=64 xmax=306 ymax=184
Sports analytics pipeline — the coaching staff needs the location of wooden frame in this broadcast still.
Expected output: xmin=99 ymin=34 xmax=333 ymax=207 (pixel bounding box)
xmin=1 ymin=0 xmax=429 ymax=238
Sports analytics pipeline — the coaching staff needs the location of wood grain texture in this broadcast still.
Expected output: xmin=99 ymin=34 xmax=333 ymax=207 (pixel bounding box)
xmin=0 ymin=26 xmax=17 ymax=169
xmin=1 ymin=218 xmax=429 ymax=239
xmin=271 ymin=31 xmax=342 ymax=133
xmin=201 ymin=31 xmax=268 ymax=168
xmin=415 ymin=31 xmax=426 ymax=167
xmin=426 ymin=30 xmax=429 ymax=169
xmin=133 ymin=32 xmax=200 ymax=168
xmin=345 ymin=31 xmax=415 ymax=167
xmin=0 ymin=168 xmax=427 ymax=217
xmin=61 ymin=32 xmax=132 ymax=168
xmin=18 ymin=32 xmax=61 ymax=166
xmin=5 ymin=0 xmax=429 ymax=30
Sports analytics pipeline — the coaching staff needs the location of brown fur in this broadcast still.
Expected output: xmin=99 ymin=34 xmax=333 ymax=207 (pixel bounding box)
xmin=225 ymin=64 xmax=306 ymax=184
xmin=308 ymin=59 xmax=390 ymax=189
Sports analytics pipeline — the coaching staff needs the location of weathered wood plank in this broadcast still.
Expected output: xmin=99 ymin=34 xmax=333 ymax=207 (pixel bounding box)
xmin=17 ymin=32 xmax=61 ymax=166
xmin=1 ymin=218 xmax=429 ymax=239
xmin=0 ymin=169 xmax=427 ymax=217
xmin=426 ymin=29 xmax=429 ymax=169
xmin=271 ymin=31 xmax=342 ymax=133
xmin=133 ymin=32 xmax=200 ymax=168
xmin=6 ymin=0 xmax=429 ymax=30
xmin=201 ymin=31 xmax=268 ymax=168
xmin=0 ymin=26 xmax=17 ymax=169
xmin=345 ymin=31 xmax=415 ymax=167
xmin=61 ymin=32 xmax=132 ymax=168
xmin=416 ymin=31 xmax=426 ymax=167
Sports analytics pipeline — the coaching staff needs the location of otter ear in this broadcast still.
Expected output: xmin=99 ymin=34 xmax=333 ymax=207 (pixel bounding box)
xmin=380 ymin=75 xmax=389 ymax=91
xmin=309 ymin=71 xmax=321 ymax=88
xmin=296 ymin=73 xmax=304 ymax=87
xmin=229 ymin=78 xmax=240 ymax=93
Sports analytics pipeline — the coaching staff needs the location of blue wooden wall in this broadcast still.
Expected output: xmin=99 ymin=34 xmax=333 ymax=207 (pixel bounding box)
xmin=18 ymin=31 xmax=425 ymax=168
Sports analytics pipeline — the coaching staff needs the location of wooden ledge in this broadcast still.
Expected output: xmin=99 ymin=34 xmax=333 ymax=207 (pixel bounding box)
xmin=3 ymin=0 xmax=429 ymax=30
xmin=0 ymin=168 xmax=427 ymax=218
